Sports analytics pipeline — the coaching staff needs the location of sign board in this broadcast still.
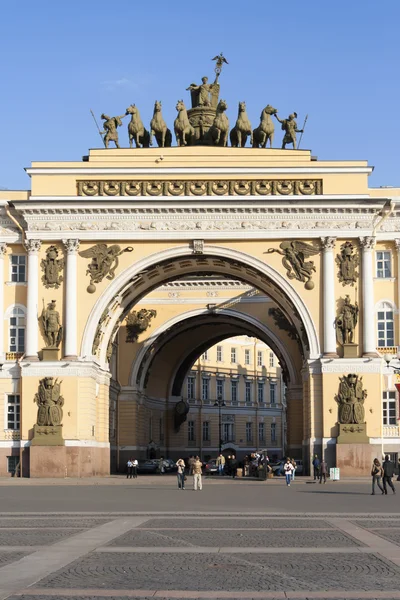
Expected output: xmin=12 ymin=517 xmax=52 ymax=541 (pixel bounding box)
xmin=330 ymin=467 xmax=340 ymax=481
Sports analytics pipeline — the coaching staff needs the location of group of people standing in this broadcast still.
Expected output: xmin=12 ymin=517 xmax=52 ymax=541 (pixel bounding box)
xmin=371 ymin=455 xmax=398 ymax=495
xmin=177 ymin=456 xmax=203 ymax=490
xmin=126 ymin=458 xmax=138 ymax=479
xmin=312 ymin=455 xmax=328 ymax=484
xmin=216 ymin=453 xmax=238 ymax=477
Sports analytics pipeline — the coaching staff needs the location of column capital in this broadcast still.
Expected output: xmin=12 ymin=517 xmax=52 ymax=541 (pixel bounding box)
xmin=359 ymin=236 xmax=376 ymax=250
xmin=320 ymin=237 xmax=336 ymax=250
xmin=62 ymin=239 xmax=80 ymax=254
xmin=23 ymin=239 xmax=41 ymax=255
xmin=0 ymin=242 xmax=7 ymax=256
xmin=394 ymin=238 xmax=400 ymax=252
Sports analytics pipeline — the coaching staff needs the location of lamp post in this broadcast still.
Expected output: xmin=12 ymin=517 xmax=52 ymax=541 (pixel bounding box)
xmin=383 ymin=353 xmax=400 ymax=459
xmin=214 ymin=395 xmax=226 ymax=455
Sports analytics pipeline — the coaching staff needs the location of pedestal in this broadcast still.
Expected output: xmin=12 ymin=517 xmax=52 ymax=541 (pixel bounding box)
xmin=336 ymin=422 xmax=376 ymax=476
xmin=187 ymin=107 xmax=216 ymax=143
xmin=40 ymin=347 xmax=59 ymax=361
xmin=31 ymin=424 xmax=64 ymax=446
xmin=337 ymin=422 xmax=369 ymax=444
xmin=342 ymin=343 xmax=359 ymax=359
xmin=30 ymin=445 xmax=67 ymax=478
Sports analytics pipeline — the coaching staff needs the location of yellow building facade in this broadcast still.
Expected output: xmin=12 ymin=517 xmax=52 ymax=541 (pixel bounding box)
xmin=0 ymin=145 xmax=399 ymax=476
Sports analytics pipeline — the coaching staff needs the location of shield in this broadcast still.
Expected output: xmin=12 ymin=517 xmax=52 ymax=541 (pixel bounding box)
xmin=37 ymin=405 xmax=48 ymax=426
xmin=49 ymin=405 xmax=62 ymax=426
xmin=353 ymin=403 xmax=365 ymax=424
xmin=339 ymin=403 xmax=352 ymax=424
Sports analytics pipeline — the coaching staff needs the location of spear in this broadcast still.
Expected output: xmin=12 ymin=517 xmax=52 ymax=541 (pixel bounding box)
xmin=297 ymin=114 xmax=308 ymax=149
xmin=90 ymin=109 xmax=106 ymax=147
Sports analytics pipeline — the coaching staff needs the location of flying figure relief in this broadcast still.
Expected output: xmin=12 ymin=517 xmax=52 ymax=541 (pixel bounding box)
xmin=79 ymin=244 xmax=133 ymax=293
xmin=266 ymin=240 xmax=320 ymax=289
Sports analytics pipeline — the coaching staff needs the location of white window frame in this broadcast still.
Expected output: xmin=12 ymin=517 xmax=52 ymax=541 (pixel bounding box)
xmin=270 ymin=382 xmax=277 ymax=405
xmin=188 ymin=420 xmax=195 ymax=442
xmin=216 ymin=378 xmax=224 ymax=400
xmin=201 ymin=350 xmax=209 ymax=360
xmin=9 ymin=255 xmax=27 ymax=284
xmin=257 ymin=350 xmax=263 ymax=367
xmin=202 ymin=420 xmax=210 ymax=442
xmin=269 ymin=352 xmax=274 ymax=368
xmin=202 ymin=378 xmax=210 ymax=401
xmin=231 ymin=380 xmax=238 ymax=404
xmin=187 ymin=376 xmax=195 ymax=400
xmin=231 ymin=347 xmax=237 ymax=364
xmin=216 ymin=345 xmax=223 ymax=362
xmin=244 ymin=349 xmax=251 ymax=365
xmin=258 ymin=422 xmax=265 ymax=442
xmin=376 ymin=250 xmax=392 ymax=279
xmin=6 ymin=305 xmax=26 ymax=353
xmin=383 ymin=390 xmax=397 ymax=425
xmin=271 ymin=422 xmax=276 ymax=442
xmin=5 ymin=394 xmax=20 ymax=430
xmin=257 ymin=382 xmax=264 ymax=404
xmin=376 ymin=302 xmax=395 ymax=347
xmin=246 ymin=422 xmax=252 ymax=443
xmin=245 ymin=381 xmax=252 ymax=404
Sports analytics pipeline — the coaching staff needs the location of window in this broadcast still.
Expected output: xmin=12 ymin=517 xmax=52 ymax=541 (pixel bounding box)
xmin=216 ymin=378 xmax=224 ymax=400
xmin=7 ymin=456 xmax=19 ymax=474
xmin=270 ymin=382 xmax=277 ymax=405
xmin=376 ymin=251 xmax=391 ymax=278
xmin=202 ymin=378 xmax=210 ymax=401
xmin=245 ymin=381 xmax=252 ymax=404
xmin=231 ymin=380 xmax=238 ymax=404
xmin=383 ymin=391 xmax=397 ymax=425
xmin=159 ymin=418 xmax=164 ymax=443
xmin=202 ymin=421 xmax=210 ymax=442
xmin=257 ymin=351 xmax=263 ymax=367
xmin=257 ymin=382 xmax=264 ymax=404
xmin=188 ymin=420 xmax=195 ymax=442
xmin=223 ymin=422 xmax=234 ymax=442
xmin=271 ymin=422 xmax=276 ymax=442
xmin=201 ymin=350 xmax=209 ymax=360
xmin=9 ymin=308 xmax=25 ymax=353
xmin=258 ymin=422 xmax=265 ymax=442
xmin=377 ymin=303 xmax=394 ymax=347
xmin=216 ymin=345 xmax=223 ymax=362
xmin=187 ymin=376 xmax=195 ymax=400
xmin=10 ymin=256 xmax=26 ymax=283
xmin=231 ymin=348 xmax=237 ymax=363
xmin=246 ymin=422 xmax=253 ymax=443
xmin=244 ymin=349 xmax=251 ymax=365
xmin=7 ymin=395 xmax=20 ymax=430
xmin=269 ymin=352 xmax=274 ymax=368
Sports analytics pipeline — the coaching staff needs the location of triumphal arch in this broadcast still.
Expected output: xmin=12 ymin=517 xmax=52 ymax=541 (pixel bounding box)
xmin=0 ymin=56 xmax=399 ymax=477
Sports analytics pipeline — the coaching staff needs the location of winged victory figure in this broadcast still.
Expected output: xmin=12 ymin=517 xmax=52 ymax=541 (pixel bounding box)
xmin=266 ymin=240 xmax=320 ymax=289
xmin=79 ymin=243 xmax=133 ymax=292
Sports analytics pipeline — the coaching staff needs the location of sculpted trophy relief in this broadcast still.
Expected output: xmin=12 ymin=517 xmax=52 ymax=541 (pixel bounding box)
xmin=90 ymin=54 xmax=307 ymax=148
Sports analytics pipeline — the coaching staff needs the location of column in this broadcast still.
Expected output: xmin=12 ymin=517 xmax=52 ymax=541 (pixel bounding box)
xmin=395 ymin=240 xmax=400 ymax=332
xmin=23 ymin=239 xmax=41 ymax=360
xmin=62 ymin=239 xmax=80 ymax=359
xmin=321 ymin=237 xmax=338 ymax=357
xmin=0 ymin=243 xmax=7 ymax=360
xmin=360 ymin=236 xmax=377 ymax=356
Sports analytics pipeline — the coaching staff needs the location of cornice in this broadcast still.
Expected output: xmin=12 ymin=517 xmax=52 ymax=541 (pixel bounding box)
xmin=25 ymin=166 xmax=374 ymax=175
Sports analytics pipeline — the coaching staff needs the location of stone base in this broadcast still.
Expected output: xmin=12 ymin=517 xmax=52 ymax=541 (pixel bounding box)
xmin=40 ymin=347 xmax=59 ymax=361
xmin=336 ymin=443 xmax=378 ymax=477
xmin=31 ymin=424 xmax=64 ymax=446
xmin=343 ymin=343 xmax=358 ymax=358
xmin=29 ymin=445 xmax=111 ymax=478
xmin=187 ymin=107 xmax=216 ymax=143
xmin=337 ymin=422 xmax=369 ymax=444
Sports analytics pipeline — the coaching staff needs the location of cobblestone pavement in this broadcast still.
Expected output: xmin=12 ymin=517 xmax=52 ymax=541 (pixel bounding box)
xmin=1 ymin=482 xmax=400 ymax=599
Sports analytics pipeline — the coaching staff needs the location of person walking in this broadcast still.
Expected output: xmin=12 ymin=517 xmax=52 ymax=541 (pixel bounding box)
xmin=319 ymin=458 xmax=327 ymax=484
xmin=230 ymin=455 xmax=238 ymax=479
xmin=158 ymin=456 xmax=165 ymax=475
xmin=397 ymin=458 xmax=400 ymax=482
xmin=312 ymin=455 xmax=320 ymax=481
xmin=193 ymin=455 xmax=203 ymax=491
xmin=126 ymin=458 xmax=133 ymax=479
xmin=132 ymin=458 xmax=138 ymax=479
xmin=216 ymin=453 xmax=225 ymax=476
xmin=371 ymin=458 xmax=384 ymax=495
xmin=284 ymin=457 xmax=294 ymax=486
xmin=188 ymin=455 xmax=195 ymax=475
xmin=382 ymin=455 xmax=396 ymax=495
xmin=291 ymin=458 xmax=297 ymax=481
xmin=176 ymin=458 xmax=186 ymax=490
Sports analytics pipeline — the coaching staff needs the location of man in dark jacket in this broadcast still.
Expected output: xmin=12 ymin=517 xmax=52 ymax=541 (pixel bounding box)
xmin=382 ymin=455 xmax=396 ymax=495
xmin=312 ymin=455 xmax=320 ymax=481
xmin=230 ymin=455 xmax=238 ymax=479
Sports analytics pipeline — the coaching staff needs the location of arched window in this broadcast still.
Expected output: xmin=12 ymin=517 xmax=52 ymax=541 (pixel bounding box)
xmin=377 ymin=302 xmax=395 ymax=347
xmin=6 ymin=306 xmax=26 ymax=353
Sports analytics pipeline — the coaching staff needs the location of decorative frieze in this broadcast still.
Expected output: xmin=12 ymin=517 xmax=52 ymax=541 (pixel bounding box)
xmin=77 ymin=178 xmax=323 ymax=197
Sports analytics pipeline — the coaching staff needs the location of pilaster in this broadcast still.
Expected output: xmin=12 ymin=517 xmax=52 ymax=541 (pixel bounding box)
xmin=0 ymin=243 xmax=7 ymax=361
xmin=62 ymin=239 xmax=80 ymax=359
xmin=23 ymin=239 xmax=41 ymax=360
xmin=359 ymin=237 xmax=378 ymax=357
xmin=321 ymin=237 xmax=338 ymax=357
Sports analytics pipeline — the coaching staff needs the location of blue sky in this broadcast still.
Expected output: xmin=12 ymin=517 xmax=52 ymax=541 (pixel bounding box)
xmin=1 ymin=0 xmax=399 ymax=190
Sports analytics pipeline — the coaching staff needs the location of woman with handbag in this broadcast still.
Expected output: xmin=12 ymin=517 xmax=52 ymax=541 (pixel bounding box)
xmin=176 ymin=458 xmax=186 ymax=490
xmin=371 ymin=458 xmax=384 ymax=495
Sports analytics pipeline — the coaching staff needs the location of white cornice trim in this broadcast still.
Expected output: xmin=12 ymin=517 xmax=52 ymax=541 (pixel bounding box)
xmin=25 ymin=166 xmax=374 ymax=176
xmin=19 ymin=195 xmax=375 ymax=204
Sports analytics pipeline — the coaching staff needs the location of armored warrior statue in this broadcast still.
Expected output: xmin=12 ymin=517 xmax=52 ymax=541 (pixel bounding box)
xmin=274 ymin=112 xmax=303 ymax=149
xmin=336 ymin=374 xmax=366 ymax=425
xmin=40 ymin=300 xmax=63 ymax=348
xmin=100 ymin=114 xmax=124 ymax=149
xmin=335 ymin=295 xmax=359 ymax=345
xmin=34 ymin=377 xmax=64 ymax=427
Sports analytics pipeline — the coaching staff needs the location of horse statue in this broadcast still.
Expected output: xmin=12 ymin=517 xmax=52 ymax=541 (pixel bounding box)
xmin=150 ymin=101 xmax=172 ymax=148
xmin=125 ymin=104 xmax=150 ymax=148
xmin=252 ymin=104 xmax=278 ymax=148
xmin=204 ymin=99 xmax=230 ymax=146
xmin=230 ymin=101 xmax=253 ymax=147
xmin=174 ymin=100 xmax=194 ymax=146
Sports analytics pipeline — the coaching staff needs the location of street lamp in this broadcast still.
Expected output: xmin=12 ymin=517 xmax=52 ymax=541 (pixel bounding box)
xmin=384 ymin=353 xmax=400 ymax=375
xmin=214 ymin=395 xmax=226 ymax=455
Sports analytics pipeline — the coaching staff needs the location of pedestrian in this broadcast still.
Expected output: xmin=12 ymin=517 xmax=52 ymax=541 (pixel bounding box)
xmin=397 ymin=458 xmax=400 ymax=482
xmin=319 ymin=458 xmax=327 ymax=484
xmin=231 ymin=454 xmax=238 ymax=479
xmin=176 ymin=458 xmax=186 ymax=490
xmin=291 ymin=458 xmax=297 ymax=481
xmin=193 ymin=455 xmax=203 ymax=491
xmin=132 ymin=458 xmax=138 ymax=478
xmin=284 ymin=457 xmax=294 ymax=486
xmin=312 ymin=454 xmax=320 ymax=481
xmin=158 ymin=456 xmax=165 ymax=475
xmin=188 ymin=455 xmax=195 ymax=475
xmin=216 ymin=453 xmax=225 ymax=476
xmin=371 ymin=458 xmax=384 ymax=495
xmin=225 ymin=455 xmax=232 ymax=477
xmin=126 ymin=458 xmax=133 ymax=479
xmin=382 ymin=454 xmax=396 ymax=495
